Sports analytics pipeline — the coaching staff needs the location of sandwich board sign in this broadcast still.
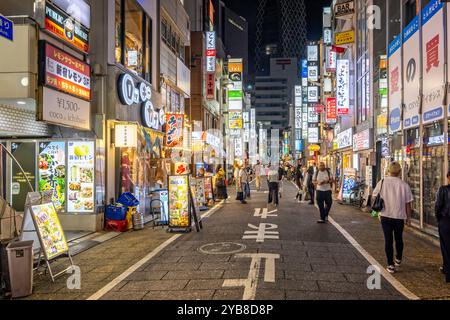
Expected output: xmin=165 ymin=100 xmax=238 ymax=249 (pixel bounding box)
xmin=20 ymin=191 xmax=74 ymax=282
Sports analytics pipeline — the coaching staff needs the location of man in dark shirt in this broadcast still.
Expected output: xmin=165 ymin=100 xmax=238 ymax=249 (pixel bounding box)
xmin=436 ymin=169 xmax=450 ymax=283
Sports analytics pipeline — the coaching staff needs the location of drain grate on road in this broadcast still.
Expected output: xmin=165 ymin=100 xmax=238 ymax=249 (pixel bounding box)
xmin=198 ymin=242 xmax=247 ymax=255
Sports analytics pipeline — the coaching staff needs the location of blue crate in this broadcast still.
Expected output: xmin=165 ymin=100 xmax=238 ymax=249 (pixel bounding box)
xmin=117 ymin=192 xmax=140 ymax=207
xmin=105 ymin=205 xmax=127 ymax=221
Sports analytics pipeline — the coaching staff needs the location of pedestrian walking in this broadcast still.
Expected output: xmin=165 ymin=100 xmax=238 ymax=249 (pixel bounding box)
xmin=239 ymin=163 xmax=250 ymax=204
xmin=243 ymin=159 xmax=252 ymax=199
xmin=215 ymin=165 xmax=228 ymax=200
xmin=372 ymin=161 xmax=413 ymax=274
xmin=278 ymin=162 xmax=285 ymax=199
xmin=254 ymin=160 xmax=263 ymax=191
xmin=435 ymin=169 xmax=450 ymax=283
xmin=313 ymin=162 xmax=333 ymax=223
xmin=307 ymin=166 xmax=315 ymax=205
xmin=299 ymin=166 xmax=309 ymax=202
xmin=267 ymin=164 xmax=280 ymax=207
xmin=294 ymin=159 xmax=304 ymax=201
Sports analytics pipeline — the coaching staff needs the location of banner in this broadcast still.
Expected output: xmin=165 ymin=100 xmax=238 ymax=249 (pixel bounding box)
xmin=388 ymin=34 xmax=402 ymax=133
xmin=326 ymin=98 xmax=337 ymax=124
xmin=402 ymin=16 xmax=421 ymax=129
xmin=166 ymin=114 xmax=184 ymax=147
xmin=336 ymin=59 xmax=350 ymax=115
xmin=421 ymin=0 xmax=445 ymax=125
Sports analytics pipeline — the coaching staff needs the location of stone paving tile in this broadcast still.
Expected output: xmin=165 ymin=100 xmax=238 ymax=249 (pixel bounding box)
xmin=124 ymin=271 xmax=169 ymax=281
xmin=285 ymin=291 xmax=360 ymax=300
xmin=222 ymin=269 xmax=286 ymax=280
xmin=163 ymin=270 xmax=225 ymax=280
xmin=23 ymin=293 xmax=82 ymax=300
xmin=311 ymin=264 xmax=368 ymax=274
xmin=119 ymin=280 xmax=189 ymax=292
xmin=276 ymin=262 xmax=313 ymax=272
xmin=101 ymin=291 xmax=147 ymax=300
xmin=185 ymin=279 xmax=226 ymax=290
xmin=144 ymin=262 xmax=202 ymax=271
xmin=212 ymin=289 xmax=244 ymax=300
xmin=317 ymin=281 xmax=392 ymax=295
xmin=178 ymin=255 xmax=232 ymax=263
xmin=199 ymin=262 xmax=252 ymax=270
xmin=259 ymin=279 xmax=319 ymax=291
xmin=255 ymin=289 xmax=286 ymax=300
xmin=142 ymin=290 xmax=215 ymax=300
xmin=284 ymin=271 xmax=348 ymax=282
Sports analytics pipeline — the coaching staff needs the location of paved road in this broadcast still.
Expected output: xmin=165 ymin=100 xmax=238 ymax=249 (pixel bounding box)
xmin=94 ymin=181 xmax=404 ymax=300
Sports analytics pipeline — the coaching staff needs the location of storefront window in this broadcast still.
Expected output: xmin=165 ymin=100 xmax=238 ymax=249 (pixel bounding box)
xmin=405 ymin=148 xmax=420 ymax=222
xmin=423 ymin=123 xmax=444 ymax=228
xmin=115 ymin=0 xmax=152 ymax=81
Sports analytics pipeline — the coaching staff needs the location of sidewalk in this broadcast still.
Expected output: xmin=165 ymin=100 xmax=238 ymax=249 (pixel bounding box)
xmin=330 ymin=201 xmax=450 ymax=300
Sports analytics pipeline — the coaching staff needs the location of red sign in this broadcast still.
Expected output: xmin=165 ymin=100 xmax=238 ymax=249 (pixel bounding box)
xmin=314 ymin=103 xmax=325 ymax=113
xmin=326 ymin=98 xmax=337 ymax=123
xmin=206 ymin=49 xmax=216 ymax=57
xmin=43 ymin=42 xmax=91 ymax=101
xmin=166 ymin=114 xmax=184 ymax=148
xmin=206 ymin=74 xmax=215 ymax=100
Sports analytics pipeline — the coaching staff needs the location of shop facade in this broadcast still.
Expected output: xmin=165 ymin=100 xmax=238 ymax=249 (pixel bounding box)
xmin=0 ymin=1 xmax=104 ymax=233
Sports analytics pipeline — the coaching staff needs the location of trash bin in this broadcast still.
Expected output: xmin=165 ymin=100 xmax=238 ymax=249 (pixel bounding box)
xmin=6 ymin=240 xmax=34 ymax=298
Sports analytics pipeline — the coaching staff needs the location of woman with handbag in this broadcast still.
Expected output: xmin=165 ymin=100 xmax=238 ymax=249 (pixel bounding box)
xmin=372 ymin=162 xmax=413 ymax=274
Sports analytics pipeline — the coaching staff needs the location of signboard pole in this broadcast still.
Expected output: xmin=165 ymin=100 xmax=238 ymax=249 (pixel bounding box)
xmin=189 ymin=187 xmax=202 ymax=232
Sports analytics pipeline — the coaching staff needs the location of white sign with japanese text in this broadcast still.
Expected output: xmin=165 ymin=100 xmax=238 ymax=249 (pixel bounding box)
xmin=388 ymin=34 xmax=402 ymax=133
xmin=403 ymin=16 xmax=421 ymax=129
xmin=336 ymin=59 xmax=350 ymax=115
xmin=421 ymin=0 xmax=444 ymax=124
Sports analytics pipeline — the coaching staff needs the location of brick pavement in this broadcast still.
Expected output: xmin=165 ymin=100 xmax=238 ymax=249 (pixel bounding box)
xmin=21 ymin=181 xmax=450 ymax=300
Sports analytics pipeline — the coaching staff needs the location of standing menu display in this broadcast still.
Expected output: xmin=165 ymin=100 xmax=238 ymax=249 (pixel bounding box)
xmin=38 ymin=142 xmax=66 ymax=211
xmin=29 ymin=202 xmax=69 ymax=260
xmin=67 ymin=141 xmax=95 ymax=213
xmin=204 ymin=177 xmax=214 ymax=201
xmin=168 ymin=175 xmax=191 ymax=228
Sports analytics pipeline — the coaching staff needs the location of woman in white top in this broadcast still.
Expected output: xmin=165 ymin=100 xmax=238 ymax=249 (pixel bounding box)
xmin=372 ymin=161 xmax=413 ymax=274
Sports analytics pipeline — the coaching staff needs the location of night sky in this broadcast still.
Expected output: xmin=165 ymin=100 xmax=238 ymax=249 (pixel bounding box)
xmin=222 ymin=0 xmax=332 ymax=39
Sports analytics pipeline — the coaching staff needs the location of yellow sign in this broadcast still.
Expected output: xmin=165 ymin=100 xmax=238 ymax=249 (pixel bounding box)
xmin=228 ymin=62 xmax=243 ymax=73
xmin=229 ymin=111 xmax=243 ymax=129
xmin=308 ymin=145 xmax=321 ymax=152
xmin=377 ymin=113 xmax=387 ymax=130
xmin=335 ymin=30 xmax=355 ymax=45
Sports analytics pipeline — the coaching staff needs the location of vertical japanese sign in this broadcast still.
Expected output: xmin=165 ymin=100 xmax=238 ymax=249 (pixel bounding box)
xmin=38 ymin=141 xmax=66 ymax=211
xmin=336 ymin=59 xmax=350 ymax=115
xmin=67 ymin=141 xmax=95 ymax=213
xmin=421 ymin=0 xmax=444 ymax=124
xmin=325 ymin=46 xmax=337 ymax=72
xmin=326 ymin=98 xmax=337 ymax=124
xmin=206 ymin=73 xmax=215 ymax=100
xmin=388 ymin=34 xmax=403 ymax=133
xmin=402 ymin=16 xmax=421 ymax=129
xmin=228 ymin=58 xmax=243 ymax=110
xmin=205 ymin=31 xmax=216 ymax=73
xmin=166 ymin=114 xmax=184 ymax=148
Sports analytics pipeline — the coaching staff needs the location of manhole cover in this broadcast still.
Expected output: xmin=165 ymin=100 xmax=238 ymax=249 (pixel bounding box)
xmin=198 ymin=242 xmax=247 ymax=255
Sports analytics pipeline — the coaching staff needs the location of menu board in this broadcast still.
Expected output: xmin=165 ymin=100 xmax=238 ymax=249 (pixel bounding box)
xmin=168 ymin=175 xmax=190 ymax=228
xmin=204 ymin=177 xmax=213 ymax=200
xmin=192 ymin=178 xmax=206 ymax=205
xmin=342 ymin=169 xmax=357 ymax=200
xmin=30 ymin=203 xmax=69 ymax=260
xmin=38 ymin=142 xmax=66 ymax=211
xmin=67 ymin=141 xmax=95 ymax=213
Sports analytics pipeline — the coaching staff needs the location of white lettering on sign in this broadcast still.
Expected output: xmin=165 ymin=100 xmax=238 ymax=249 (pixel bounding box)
xmin=242 ymin=223 xmax=279 ymax=242
xmin=222 ymin=253 xmax=280 ymax=300
xmin=118 ymin=73 xmax=151 ymax=106
xmin=254 ymin=208 xmax=278 ymax=219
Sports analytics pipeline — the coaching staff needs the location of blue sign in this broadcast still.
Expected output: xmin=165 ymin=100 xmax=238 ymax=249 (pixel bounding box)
xmin=0 ymin=15 xmax=13 ymax=41
xmin=423 ymin=107 xmax=443 ymax=123
xmin=389 ymin=107 xmax=402 ymax=132
xmin=301 ymin=60 xmax=308 ymax=79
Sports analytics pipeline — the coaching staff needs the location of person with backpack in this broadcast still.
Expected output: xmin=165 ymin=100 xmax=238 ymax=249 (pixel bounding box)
xmin=306 ymin=166 xmax=316 ymax=205
xmin=313 ymin=162 xmax=334 ymax=223
xmin=435 ymin=169 xmax=450 ymax=283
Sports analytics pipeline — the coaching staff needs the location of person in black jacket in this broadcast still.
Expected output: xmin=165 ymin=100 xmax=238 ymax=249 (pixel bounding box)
xmin=436 ymin=169 xmax=450 ymax=283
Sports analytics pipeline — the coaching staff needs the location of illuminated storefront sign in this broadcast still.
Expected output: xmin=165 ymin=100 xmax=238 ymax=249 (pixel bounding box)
xmin=205 ymin=31 xmax=216 ymax=73
xmin=43 ymin=1 xmax=90 ymax=53
xmin=165 ymin=114 xmax=184 ymax=148
xmin=336 ymin=59 xmax=350 ymax=115
xmin=41 ymin=41 xmax=91 ymax=101
xmin=115 ymin=124 xmax=138 ymax=148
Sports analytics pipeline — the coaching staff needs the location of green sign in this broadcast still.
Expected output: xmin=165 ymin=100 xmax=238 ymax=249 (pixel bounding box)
xmin=228 ymin=90 xmax=243 ymax=100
